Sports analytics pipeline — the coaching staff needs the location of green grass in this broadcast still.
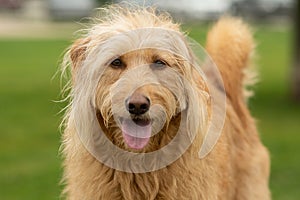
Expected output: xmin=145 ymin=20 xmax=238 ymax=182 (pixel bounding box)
xmin=0 ymin=24 xmax=299 ymax=199
xmin=251 ymin=26 xmax=300 ymax=200
xmin=0 ymin=40 xmax=70 ymax=199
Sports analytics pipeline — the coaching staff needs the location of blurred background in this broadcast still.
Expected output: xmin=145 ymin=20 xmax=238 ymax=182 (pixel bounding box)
xmin=0 ymin=0 xmax=299 ymax=199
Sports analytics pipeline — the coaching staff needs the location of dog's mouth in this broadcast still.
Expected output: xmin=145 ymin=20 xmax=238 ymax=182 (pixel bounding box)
xmin=120 ymin=117 xmax=152 ymax=150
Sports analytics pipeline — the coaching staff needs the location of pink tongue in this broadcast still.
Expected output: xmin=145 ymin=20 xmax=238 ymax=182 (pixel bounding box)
xmin=121 ymin=120 xmax=151 ymax=150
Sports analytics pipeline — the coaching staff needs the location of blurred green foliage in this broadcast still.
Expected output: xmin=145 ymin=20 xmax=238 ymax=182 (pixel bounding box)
xmin=0 ymin=24 xmax=299 ymax=200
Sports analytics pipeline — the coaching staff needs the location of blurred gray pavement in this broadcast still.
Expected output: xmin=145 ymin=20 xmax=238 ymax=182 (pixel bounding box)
xmin=0 ymin=0 xmax=80 ymax=39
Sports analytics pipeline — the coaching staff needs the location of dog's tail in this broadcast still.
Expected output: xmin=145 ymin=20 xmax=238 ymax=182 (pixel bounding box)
xmin=206 ymin=17 xmax=256 ymax=125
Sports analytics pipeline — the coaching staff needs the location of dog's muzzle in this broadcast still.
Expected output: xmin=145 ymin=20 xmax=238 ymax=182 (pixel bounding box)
xmin=121 ymin=92 xmax=152 ymax=150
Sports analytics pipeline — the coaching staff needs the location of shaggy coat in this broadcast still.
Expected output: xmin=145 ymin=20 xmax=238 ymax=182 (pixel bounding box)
xmin=61 ymin=5 xmax=270 ymax=200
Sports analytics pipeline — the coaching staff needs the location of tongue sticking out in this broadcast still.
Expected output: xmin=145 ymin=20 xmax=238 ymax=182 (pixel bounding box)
xmin=121 ymin=119 xmax=151 ymax=150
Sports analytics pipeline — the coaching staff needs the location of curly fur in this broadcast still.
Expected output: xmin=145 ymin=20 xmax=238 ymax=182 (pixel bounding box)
xmin=60 ymin=4 xmax=270 ymax=200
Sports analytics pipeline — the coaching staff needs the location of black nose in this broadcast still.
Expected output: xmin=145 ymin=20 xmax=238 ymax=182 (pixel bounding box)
xmin=126 ymin=93 xmax=150 ymax=115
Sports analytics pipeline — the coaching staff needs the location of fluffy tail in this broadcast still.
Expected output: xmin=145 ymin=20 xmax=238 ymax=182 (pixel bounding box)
xmin=206 ymin=17 xmax=255 ymax=125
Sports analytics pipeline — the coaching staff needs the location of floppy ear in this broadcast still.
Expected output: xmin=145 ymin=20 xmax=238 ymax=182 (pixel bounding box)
xmin=184 ymin=43 xmax=227 ymax=159
xmin=69 ymin=37 xmax=90 ymax=71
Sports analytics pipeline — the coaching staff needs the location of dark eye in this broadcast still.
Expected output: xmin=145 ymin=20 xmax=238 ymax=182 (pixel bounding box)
xmin=110 ymin=58 xmax=124 ymax=69
xmin=151 ymin=60 xmax=166 ymax=69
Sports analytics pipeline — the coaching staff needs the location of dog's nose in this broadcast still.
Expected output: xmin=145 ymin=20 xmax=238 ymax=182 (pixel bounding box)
xmin=126 ymin=93 xmax=150 ymax=115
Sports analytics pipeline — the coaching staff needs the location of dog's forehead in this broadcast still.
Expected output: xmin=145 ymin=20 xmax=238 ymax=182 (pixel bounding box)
xmin=121 ymin=48 xmax=171 ymax=62
xmin=99 ymin=28 xmax=190 ymax=58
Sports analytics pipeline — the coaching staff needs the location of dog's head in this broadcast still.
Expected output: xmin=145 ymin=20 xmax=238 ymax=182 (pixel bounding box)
xmin=64 ymin=6 xmax=219 ymax=163
xmin=94 ymin=47 xmax=210 ymax=152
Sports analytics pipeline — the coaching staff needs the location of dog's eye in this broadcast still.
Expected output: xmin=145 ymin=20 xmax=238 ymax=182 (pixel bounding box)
xmin=151 ymin=60 xmax=166 ymax=69
xmin=110 ymin=58 xmax=124 ymax=69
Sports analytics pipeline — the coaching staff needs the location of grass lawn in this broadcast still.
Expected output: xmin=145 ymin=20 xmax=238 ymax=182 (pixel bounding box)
xmin=0 ymin=39 xmax=70 ymax=199
xmin=0 ymin=23 xmax=299 ymax=199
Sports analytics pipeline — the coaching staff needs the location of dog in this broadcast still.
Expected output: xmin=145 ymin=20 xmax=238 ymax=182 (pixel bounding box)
xmin=60 ymin=4 xmax=270 ymax=200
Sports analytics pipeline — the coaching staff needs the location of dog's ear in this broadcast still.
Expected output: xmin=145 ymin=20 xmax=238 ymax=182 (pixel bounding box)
xmin=69 ymin=37 xmax=90 ymax=70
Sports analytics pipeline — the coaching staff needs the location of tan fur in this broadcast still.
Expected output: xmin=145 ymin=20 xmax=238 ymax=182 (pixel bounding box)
xmin=206 ymin=17 xmax=256 ymax=126
xmin=61 ymin=5 xmax=270 ymax=200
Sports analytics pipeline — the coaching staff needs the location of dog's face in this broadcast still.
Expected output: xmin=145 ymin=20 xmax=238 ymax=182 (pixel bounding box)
xmin=68 ymin=27 xmax=210 ymax=154
xmin=95 ymin=48 xmax=187 ymax=152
